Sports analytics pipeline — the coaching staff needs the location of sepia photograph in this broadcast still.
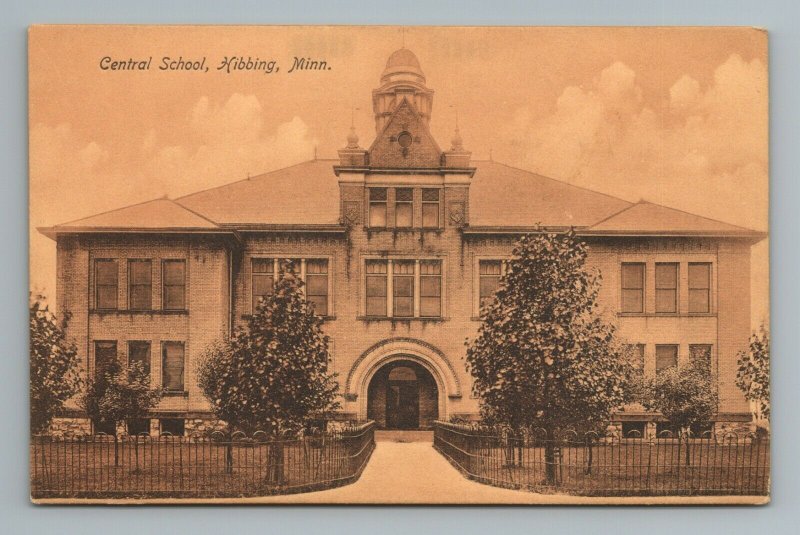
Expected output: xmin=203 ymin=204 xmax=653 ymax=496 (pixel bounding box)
xmin=28 ymin=25 xmax=769 ymax=504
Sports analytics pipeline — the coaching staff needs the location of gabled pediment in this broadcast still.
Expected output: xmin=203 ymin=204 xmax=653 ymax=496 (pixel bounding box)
xmin=368 ymin=98 xmax=442 ymax=168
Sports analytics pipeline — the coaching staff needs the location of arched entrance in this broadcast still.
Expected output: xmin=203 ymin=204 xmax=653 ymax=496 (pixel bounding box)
xmin=367 ymin=360 xmax=439 ymax=429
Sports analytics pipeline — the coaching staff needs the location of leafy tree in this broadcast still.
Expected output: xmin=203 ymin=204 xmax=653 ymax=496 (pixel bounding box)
xmin=465 ymin=231 xmax=634 ymax=484
xmin=30 ymin=294 xmax=82 ymax=435
xmin=198 ymin=266 xmax=340 ymax=483
xmin=736 ymin=326 xmax=770 ymax=424
xmin=81 ymin=359 xmax=163 ymax=466
xmin=641 ymin=358 xmax=718 ymax=466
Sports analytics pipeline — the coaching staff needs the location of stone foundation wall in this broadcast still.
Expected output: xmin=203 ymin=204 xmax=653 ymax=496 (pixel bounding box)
xmin=49 ymin=417 xmax=92 ymax=437
xmin=184 ymin=417 xmax=228 ymax=436
xmin=714 ymin=420 xmax=755 ymax=438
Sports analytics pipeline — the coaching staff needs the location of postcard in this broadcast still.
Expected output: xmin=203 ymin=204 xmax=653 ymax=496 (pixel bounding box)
xmin=28 ymin=25 xmax=769 ymax=504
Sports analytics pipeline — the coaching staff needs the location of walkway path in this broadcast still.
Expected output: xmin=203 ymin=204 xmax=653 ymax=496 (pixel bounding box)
xmin=61 ymin=432 xmax=761 ymax=505
xmin=232 ymin=432 xmax=758 ymax=505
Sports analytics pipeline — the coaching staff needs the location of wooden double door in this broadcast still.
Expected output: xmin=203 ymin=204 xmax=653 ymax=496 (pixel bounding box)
xmin=386 ymin=381 xmax=420 ymax=429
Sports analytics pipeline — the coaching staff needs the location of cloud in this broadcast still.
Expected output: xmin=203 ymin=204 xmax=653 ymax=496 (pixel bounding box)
xmin=500 ymin=54 xmax=768 ymax=325
xmin=30 ymin=94 xmax=318 ymax=300
xmin=502 ymin=54 xmax=767 ymax=231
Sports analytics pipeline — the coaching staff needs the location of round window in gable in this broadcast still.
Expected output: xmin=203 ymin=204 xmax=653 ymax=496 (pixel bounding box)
xmin=397 ymin=131 xmax=413 ymax=148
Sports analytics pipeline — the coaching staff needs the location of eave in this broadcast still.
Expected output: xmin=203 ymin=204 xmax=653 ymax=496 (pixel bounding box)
xmin=461 ymin=226 xmax=767 ymax=242
xmin=333 ymin=166 xmax=476 ymax=177
xmin=37 ymin=226 xmax=242 ymax=244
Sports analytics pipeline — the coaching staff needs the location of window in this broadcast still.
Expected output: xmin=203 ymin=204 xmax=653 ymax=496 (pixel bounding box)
xmin=479 ymin=260 xmax=503 ymax=309
xmin=369 ymin=188 xmax=387 ymax=227
xmin=162 ymin=260 xmax=186 ymax=310
xmin=162 ymin=342 xmax=185 ymax=392
xmin=688 ymin=263 xmax=711 ymax=313
xmin=689 ymin=344 xmax=712 ymax=371
xmin=655 ymin=263 xmax=678 ymax=313
xmin=656 ymin=421 xmax=679 ymax=438
xmin=305 ymin=259 xmax=329 ymax=316
xmin=127 ymin=419 xmax=150 ymax=436
xmin=365 ymin=259 xmax=443 ymax=318
xmin=621 ymin=263 xmax=645 ymax=313
xmin=252 ymin=258 xmax=275 ymax=312
xmin=422 ymin=189 xmax=440 ymax=228
xmin=128 ymin=259 xmax=152 ymax=310
xmin=128 ymin=341 xmax=151 ymax=377
xmin=160 ymin=418 xmax=185 ymax=436
xmin=628 ymin=343 xmax=645 ymax=377
xmin=690 ymin=421 xmax=713 ymax=437
xmin=392 ymin=261 xmax=415 ymax=317
xmin=365 ymin=260 xmax=388 ymax=316
xmin=420 ymin=261 xmax=442 ymax=317
xmin=395 ymin=188 xmax=413 ymax=228
xmin=622 ymin=421 xmax=646 ymax=438
xmin=94 ymin=341 xmax=118 ymax=377
xmin=655 ymin=345 xmax=678 ymax=375
xmin=95 ymin=259 xmax=118 ymax=310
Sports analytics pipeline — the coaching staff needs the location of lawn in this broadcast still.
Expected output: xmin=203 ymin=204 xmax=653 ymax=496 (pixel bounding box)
xmin=31 ymin=435 xmax=373 ymax=498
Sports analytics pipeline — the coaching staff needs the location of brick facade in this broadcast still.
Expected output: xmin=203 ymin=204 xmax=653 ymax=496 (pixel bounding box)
xmin=47 ymin=48 xmax=760 ymax=435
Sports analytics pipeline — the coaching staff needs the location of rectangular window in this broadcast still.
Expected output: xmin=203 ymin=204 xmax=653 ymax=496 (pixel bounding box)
xmin=128 ymin=259 xmax=152 ymax=310
xmin=621 ymin=421 xmax=646 ymax=438
xmin=162 ymin=260 xmax=186 ymax=310
xmin=160 ymin=418 xmax=185 ymax=436
xmin=95 ymin=259 xmax=118 ymax=310
xmin=420 ymin=260 xmax=442 ymax=317
xmin=369 ymin=188 xmax=387 ymax=227
xmin=252 ymin=258 xmax=275 ymax=312
xmin=94 ymin=341 xmax=117 ymax=377
xmin=162 ymin=342 xmax=185 ymax=392
xmin=628 ymin=343 xmax=646 ymax=377
xmin=421 ymin=188 xmax=440 ymax=228
xmin=395 ymin=188 xmax=413 ymax=228
xmin=127 ymin=419 xmax=150 ymax=436
xmin=688 ymin=263 xmax=711 ymax=313
xmin=689 ymin=344 xmax=712 ymax=371
xmin=305 ymin=259 xmax=329 ymax=316
xmin=655 ymin=263 xmax=678 ymax=313
xmin=479 ymin=260 xmax=503 ymax=309
xmin=655 ymin=345 xmax=678 ymax=375
xmin=128 ymin=341 xmax=151 ymax=377
xmin=365 ymin=260 xmax=388 ymax=317
xmin=393 ymin=261 xmax=415 ymax=317
xmin=621 ymin=263 xmax=645 ymax=313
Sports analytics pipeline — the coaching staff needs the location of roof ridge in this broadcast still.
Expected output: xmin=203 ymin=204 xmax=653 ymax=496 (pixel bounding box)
xmin=174 ymin=159 xmax=325 ymax=201
xmin=170 ymin=198 xmax=220 ymax=227
xmin=483 ymin=160 xmax=635 ymax=208
xmin=54 ymin=196 xmax=173 ymax=227
xmin=634 ymin=199 xmax=759 ymax=232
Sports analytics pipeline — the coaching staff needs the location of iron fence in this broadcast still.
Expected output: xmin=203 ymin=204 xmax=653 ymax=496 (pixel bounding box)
xmin=31 ymin=421 xmax=375 ymax=499
xmin=433 ymin=421 xmax=769 ymax=496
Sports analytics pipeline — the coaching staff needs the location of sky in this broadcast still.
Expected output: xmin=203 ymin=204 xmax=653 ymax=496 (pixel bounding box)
xmin=28 ymin=25 xmax=769 ymax=326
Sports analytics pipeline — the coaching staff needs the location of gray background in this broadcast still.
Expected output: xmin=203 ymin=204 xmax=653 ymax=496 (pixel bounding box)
xmin=2 ymin=1 xmax=797 ymax=533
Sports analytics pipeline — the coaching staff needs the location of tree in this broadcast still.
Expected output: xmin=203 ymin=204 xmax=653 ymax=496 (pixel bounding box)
xmin=641 ymin=358 xmax=718 ymax=466
xmin=736 ymin=326 xmax=770 ymax=424
xmin=30 ymin=294 xmax=82 ymax=435
xmin=80 ymin=359 xmax=163 ymax=466
xmin=198 ymin=266 xmax=340 ymax=483
xmin=465 ymin=231 xmax=634 ymax=484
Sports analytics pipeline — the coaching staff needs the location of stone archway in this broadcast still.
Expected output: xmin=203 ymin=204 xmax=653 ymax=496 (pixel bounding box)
xmin=347 ymin=338 xmax=461 ymax=422
xmin=367 ymin=360 xmax=439 ymax=429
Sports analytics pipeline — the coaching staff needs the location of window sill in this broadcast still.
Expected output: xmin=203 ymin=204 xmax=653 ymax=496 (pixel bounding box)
xmin=163 ymin=391 xmax=189 ymax=398
xmin=241 ymin=314 xmax=335 ymax=321
xmin=357 ymin=316 xmax=448 ymax=323
xmin=617 ymin=312 xmax=717 ymax=318
xmin=362 ymin=226 xmax=444 ymax=233
xmin=91 ymin=309 xmax=189 ymax=316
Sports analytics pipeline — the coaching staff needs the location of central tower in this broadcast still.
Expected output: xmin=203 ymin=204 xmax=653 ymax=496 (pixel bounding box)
xmin=372 ymin=48 xmax=434 ymax=133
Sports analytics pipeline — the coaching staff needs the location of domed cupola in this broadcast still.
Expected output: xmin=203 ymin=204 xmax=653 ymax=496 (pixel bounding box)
xmin=372 ymin=48 xmax=434 ymax=133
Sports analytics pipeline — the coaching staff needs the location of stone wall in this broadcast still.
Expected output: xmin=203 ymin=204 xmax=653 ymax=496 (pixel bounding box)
xmin=49 ymin=417 xmax=91 ymax=437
